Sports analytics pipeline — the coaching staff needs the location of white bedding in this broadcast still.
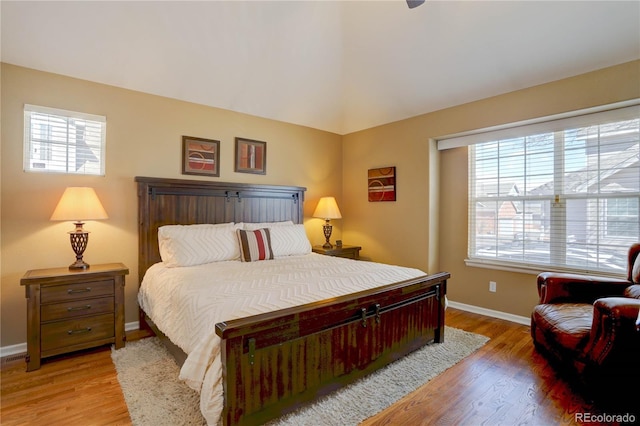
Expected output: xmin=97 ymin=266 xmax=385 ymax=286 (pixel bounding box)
xmin=138 ymin=253 xmax=428 ymax=425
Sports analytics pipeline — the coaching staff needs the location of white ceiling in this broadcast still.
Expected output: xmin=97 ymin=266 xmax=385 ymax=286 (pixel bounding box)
xmin=2 ymin=1 xmax=639 ymax=135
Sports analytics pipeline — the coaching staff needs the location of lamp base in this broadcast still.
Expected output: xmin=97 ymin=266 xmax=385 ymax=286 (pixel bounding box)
xmin=68 ymin=224 xmax=90 ymax=271
xmin=69 ymin=259 xmax=90 ymax=270
xmin=322 ymin=221 xmax=333 ymax=249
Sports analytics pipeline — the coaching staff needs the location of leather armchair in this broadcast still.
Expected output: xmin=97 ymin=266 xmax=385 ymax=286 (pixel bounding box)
xmin=531 ymin=243 xmax=640 ymax=401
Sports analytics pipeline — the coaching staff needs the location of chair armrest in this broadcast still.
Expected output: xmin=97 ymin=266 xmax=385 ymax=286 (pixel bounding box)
xmin=581 ymin=297 xmax=640 ymax=366
xmin=537 ymin=272 xmax=630 ymax=304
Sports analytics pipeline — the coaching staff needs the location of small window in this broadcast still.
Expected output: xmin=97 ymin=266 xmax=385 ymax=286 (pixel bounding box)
xmin=606 ymin=197 xmax=639 ymax=237
xmin=23 ymin=104 xmax=106 ymax=175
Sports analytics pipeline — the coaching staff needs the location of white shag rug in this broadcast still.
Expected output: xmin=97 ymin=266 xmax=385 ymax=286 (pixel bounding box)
xmin=111 ymin=326 xmax=489 ymax=426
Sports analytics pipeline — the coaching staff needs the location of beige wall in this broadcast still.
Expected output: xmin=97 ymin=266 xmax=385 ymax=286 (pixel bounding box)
xmin=342 ymin=60 xmax=640 ymax=319
xmin=1 ymin=63 xmax=343 ymax=347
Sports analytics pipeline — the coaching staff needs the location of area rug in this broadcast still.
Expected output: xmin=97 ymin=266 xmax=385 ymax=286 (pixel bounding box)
xmin=111 ymin=326 xmax=489 ymax=426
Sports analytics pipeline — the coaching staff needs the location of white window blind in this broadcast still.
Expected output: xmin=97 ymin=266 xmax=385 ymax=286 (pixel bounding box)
xmin=449 ymin=102 xmax=640 ymax=275
xmin=23 ymin=104 xmax=106 ymax=175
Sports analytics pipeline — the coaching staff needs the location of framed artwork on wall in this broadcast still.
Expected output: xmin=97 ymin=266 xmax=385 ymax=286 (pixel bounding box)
xmin=182 ymin=136 xmax=220 ymax=177
xmin=235 ymin=137 xmax=266 ymax=175
xmin=368 ymin=166 xmax=396 ymax=202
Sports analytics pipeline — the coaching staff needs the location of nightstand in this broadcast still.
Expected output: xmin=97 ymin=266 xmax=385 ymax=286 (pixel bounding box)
xmin=312 ymin=245 xmax=361 ymax=260
xmin=20 ymin=262 xmax=128 ymax=371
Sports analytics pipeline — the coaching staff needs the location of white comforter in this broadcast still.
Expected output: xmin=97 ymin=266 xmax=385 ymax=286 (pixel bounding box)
xmin=138 ymin=253 xmax=427 ymax=425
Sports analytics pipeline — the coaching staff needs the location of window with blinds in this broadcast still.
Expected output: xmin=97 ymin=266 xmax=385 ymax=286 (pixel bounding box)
xmin=23 ymin=104 xmax=106 ymax=175
xmin=446 ymin=102 xmax=639 ymax=275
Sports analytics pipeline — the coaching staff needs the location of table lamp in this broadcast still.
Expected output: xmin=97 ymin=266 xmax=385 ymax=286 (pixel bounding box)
xmin=313 ymin=196 xmax=342 ymax=249
xmin=50 ymin=187 xmax=108 ymax=270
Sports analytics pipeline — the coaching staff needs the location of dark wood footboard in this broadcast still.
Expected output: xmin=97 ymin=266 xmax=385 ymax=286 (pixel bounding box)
xmin=216 ymin=272 xmax=448 ymax=426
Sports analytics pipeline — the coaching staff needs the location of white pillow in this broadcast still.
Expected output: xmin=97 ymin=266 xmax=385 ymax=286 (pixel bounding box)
xmin=242 ymin=221 xmax=294 ymax=230
xmin=158 ymin=223 xmax=241 ymax=267
xmin=270 ymin=224 xmax=312 ymax=257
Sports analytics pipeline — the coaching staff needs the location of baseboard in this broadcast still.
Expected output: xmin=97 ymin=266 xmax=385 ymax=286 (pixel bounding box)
xmin=0 ymin=321 xmax=141 ymax=359
xmin=448 ymin=300 xmax=530 ymax=326
xmin=0 ymin=343 xmax=27 ymax=361
xmin=125 ymin=320 xmax=140 ymax=332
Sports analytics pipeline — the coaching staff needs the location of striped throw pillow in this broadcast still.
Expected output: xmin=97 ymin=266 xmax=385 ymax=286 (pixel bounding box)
xmin=237 ymin=228 xmax=274 ymax=262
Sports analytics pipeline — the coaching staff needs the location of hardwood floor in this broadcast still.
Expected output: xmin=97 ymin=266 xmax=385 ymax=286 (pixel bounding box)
xmin=1 ymin=308 xmax=635 ymax=425
xmin=364 ymin=309 xmax=636 ymax=426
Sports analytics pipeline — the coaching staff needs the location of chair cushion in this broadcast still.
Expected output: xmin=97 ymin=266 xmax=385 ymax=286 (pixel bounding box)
xmin=624 ymin=284 xmax=640 ymax=299
xmin=531 ymin=303 xmax=592 ymax=354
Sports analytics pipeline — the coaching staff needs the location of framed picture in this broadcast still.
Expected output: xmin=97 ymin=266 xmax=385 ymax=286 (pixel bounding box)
xmin=235 ymin=137 xmax=266 ymax=175
xmin=368 ymin=166 xmax=396 ymax=202
xmin=182 ymin=136 xmax=220 ymax=177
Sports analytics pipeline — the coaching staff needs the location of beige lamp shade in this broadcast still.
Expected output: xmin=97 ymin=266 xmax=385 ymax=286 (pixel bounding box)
xmin=50 ymin=187 xmax=108 ymax=221
xmin=312 ymin=196 xmax=342 ymax=220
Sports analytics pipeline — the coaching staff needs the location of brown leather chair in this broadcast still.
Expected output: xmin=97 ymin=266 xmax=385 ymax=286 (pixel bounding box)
xmin=531 ymin=243 xmax=640 ymax=402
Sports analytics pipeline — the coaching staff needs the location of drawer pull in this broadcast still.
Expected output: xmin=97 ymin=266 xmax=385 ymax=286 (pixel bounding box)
xmin=67 ymin=327 xmax=92 ymax=335
xmin=67 ymin=305 xmax=92 ymax=312
xmin=68 ymin=287 xmax=91 ymax=294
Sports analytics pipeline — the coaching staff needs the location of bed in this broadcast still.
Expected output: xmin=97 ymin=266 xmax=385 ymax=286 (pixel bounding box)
xmin=135 ymin=176 xmax=450 ymax=426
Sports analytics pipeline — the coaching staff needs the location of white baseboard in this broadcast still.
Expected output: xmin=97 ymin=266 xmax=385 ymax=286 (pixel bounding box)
xmin=0 ymin=343 xmax=27 ymax=359
xmin=125 ymin=320 xmax=140 ymax=332
xmin=0 ymin=321 xmax=141 ymax=358
xmin=448 ymin=300 xmax=531 ymax=326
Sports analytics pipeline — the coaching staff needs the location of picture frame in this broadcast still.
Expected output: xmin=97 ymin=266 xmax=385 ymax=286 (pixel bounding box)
xmin=182 ymin=136 xmax=220 ymax=177
xmin=235 ymin=137 xmax=266 ymax=175
xmin=368 ymin=166 xmax=396 ymax=202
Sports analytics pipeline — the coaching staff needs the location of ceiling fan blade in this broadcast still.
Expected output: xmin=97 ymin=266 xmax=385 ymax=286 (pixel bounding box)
xmin=406 ymin=0 xmax=425 ymax=8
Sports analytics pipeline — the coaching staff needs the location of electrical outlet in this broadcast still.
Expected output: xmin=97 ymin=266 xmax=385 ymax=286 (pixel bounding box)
xmin=489 ymin=281 xmax=497 ymax=292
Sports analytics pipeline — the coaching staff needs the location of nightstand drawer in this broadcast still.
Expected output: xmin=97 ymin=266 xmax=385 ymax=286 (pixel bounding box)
xmin=312 ymin=245 xmax=361 ymax=260
xmin=333 ymin=252 xmax=357 ymax=259
xmin=41 ymin=313 xmax=115 ymax=352
xmin=41 ymin=280 xmax=114 ymax=303
xmin=41 ymin=297 xmax=115 ymax=322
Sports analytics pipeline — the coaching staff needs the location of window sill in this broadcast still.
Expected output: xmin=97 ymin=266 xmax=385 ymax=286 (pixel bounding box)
xmin=464 ymin=258 xmax=627 ymax=279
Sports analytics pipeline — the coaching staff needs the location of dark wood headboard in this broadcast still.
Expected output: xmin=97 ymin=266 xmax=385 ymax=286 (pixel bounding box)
xmin=135 ymin=176 xmax=306 ymax=282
